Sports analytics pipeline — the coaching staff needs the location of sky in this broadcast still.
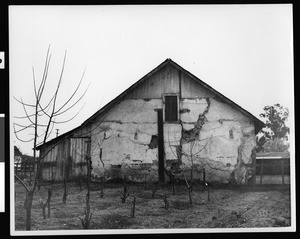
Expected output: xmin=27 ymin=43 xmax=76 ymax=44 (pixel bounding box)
xmin=9 ymin=4 xmax=294 ymax=156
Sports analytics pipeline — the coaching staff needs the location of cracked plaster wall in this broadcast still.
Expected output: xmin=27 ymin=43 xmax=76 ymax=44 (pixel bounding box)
xmin=90 ymin=99 xmax=162 ymax=181
xmin=88 ymin=97 xmax=256 ymax=184
xmin=176 ymin=97 xmax=256 ymax=184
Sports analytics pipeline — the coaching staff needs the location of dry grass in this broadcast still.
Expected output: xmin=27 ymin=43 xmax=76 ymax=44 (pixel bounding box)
xmin=14 ymin=181 xmax=291 ymax=231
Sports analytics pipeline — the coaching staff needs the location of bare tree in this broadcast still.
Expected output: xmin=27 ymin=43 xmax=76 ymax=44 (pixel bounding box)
xmin=166 ymin=129 xmax=214 ymax=187
xmin=13 ymin=46 xmax=89 ymax=230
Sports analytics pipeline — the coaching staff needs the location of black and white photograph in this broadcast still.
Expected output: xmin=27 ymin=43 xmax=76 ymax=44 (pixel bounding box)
xmin=9 ymin=4 xmax=295 ymax=235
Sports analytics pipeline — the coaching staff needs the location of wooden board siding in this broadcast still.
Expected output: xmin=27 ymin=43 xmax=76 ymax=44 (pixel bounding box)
xmin=124 ymin=64 xmax=180 ymax=99
xmin=40 ymin=139 xmax=70 ymax=181
xmin=40 ymin=137 xmax=89 ymax=181
xmin=181 ymin=73 xmax=215 ymax=99
xmin=124 ymin=64 xmax=214 ymax=100
xmin=70 ymin=137 xmax=88 ymax=178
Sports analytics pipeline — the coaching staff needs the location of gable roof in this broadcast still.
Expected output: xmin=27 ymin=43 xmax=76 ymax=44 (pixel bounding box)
xmin=37 ymin=58 xmax=264 ymax=150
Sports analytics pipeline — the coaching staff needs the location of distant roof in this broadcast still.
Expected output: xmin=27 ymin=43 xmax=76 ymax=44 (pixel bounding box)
xmin=37 ymin=58 xmax=265 ymax=150
xmin=256 ymin=151 xmax=290 ymax=159
xmin=14 ymin=146 xmax=35 ymax=163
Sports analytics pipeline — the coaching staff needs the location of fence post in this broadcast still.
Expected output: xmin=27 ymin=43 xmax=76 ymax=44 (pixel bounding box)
xmin=24 ymin=162 xmax=27 ymax=178
xmin=260 ymin=161 xmax=264 ymax=185
xmin=281 ymin=159 xmax=285 ymax=185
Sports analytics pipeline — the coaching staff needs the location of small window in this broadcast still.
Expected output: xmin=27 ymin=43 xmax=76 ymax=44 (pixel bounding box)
xmin=165 ymin=95 xmax=178 ymax=122
xmin=229 ymin=129 xmax=234 ymax=139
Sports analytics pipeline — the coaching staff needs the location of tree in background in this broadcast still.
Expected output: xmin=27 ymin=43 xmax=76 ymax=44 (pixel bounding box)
xmin=257 ymin=104 xmax=290 ymax=152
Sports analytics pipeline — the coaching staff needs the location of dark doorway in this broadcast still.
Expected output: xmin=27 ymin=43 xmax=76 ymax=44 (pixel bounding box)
xmin=157 ymin=109 xmax=165 ymax=183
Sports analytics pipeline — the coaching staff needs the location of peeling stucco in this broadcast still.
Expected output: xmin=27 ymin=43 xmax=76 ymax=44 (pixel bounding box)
xmin=87 ymin=96 xmax=256 ymax=184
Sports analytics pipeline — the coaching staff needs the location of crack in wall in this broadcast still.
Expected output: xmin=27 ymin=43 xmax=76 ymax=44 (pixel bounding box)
xmin=98 ymin=145 xmax=104 ymax=168
xmin=170 ymin=98 xmax=211 ymax=171
xmin=233 ymin=132 xmax=250 ymax=183
xmin=181 ymin=98 xmax=211 ymax=144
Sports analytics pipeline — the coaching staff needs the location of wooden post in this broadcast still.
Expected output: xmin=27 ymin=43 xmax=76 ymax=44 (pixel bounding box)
xmin=164 ymin=194 xmax=169 ymax=209
xmin=203 ymin=168 xmax=206 ymax=184
xmin=100 ymin=177 xmax=104 ymax=198
xmin=157 ymin=109 xmax=165 ymax=183
xmin=188 ymin=186 xmax=193 ymax=206
xmin=62 ymin=178 xmax=67 ymax=204
xmin=207 ymin=184 xmax=210 ymax=202
xmin=47 ymin=187 xmax=53 ymax=218
xmin=260 ymin=160 xmax=264 ymax=185
xmin=281 ymin=159 xmax=285 ymax=185
xmin=131 ymin=197 xmax=136 ymax=218
xmin=251 ymin=148 xmax=256 ymax=188
xmin=40 ymin=202 xmax=47 ymax=219
xmin=172 ymin=181 xmax=175 ymax=195
xmin=121 ymin=176 xmax=129 ymax=203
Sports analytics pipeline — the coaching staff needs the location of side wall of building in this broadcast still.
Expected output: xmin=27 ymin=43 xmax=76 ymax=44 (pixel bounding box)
xmin=39 ymin=127 xmax=91 ymax=181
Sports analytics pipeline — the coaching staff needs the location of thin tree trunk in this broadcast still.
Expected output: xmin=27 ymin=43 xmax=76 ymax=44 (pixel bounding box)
xmin=164 ymin=194 xmax=169 ymax=209
xmin=62 ymin=178 xmax=67 ymax=204
xmin=131 ymin=197 xmax=136 ymax=218
xmin=47 ymin=188 xmax=53 ymax=218
xmin=188 ymin=187 xmax=193 ymax=206
xmin=25 ymin=190 xmax=34 ymax=230
xmin=207 ymin=184 xmax=210 ymax=202
xmin=100 ymin=177 xmax=104 ymax=198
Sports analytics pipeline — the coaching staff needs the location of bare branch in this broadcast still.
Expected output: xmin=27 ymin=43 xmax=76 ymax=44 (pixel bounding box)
xmin=54 ymin=81 xmax=91 ymax=117
xmin=14 ymin=122 xmax=34 ymax=129
xmin=13 ymin=123 xmax=35 ymax=134
xmin=54 ymin=68 xmax=86 ymax=115
xmin=52 ymin=50 xmax=66 ymax=106
xmin=32 ymin=67 xmax=38 ymax=100
xmin=36 ymin=93 xmax=56 ymax=118
xmin=52 ymin=103 xmax=85 ymax=124
xmin=14 ymin=97 xmax=35 ymax=108
xmin=36 ymin=45 xmax=51 ymax=101
xmin=20 ymin=98 xmax=36 ymax=125
xmin=45 ymin=121 xmax=55 ymax=140
xmin=191 ymin=133 xmax=214 ymax=156
xmin=42 ymin=50 xmax=66 ymax=143
xmin=14 ymin=174 xmax=30 ymax=192
xmin=13 ymin=124 xmax=35 ymax=142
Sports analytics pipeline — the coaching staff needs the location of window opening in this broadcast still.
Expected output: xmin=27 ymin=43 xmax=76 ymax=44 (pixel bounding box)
xmin=165 ymin=95 xmax=178 ymax=122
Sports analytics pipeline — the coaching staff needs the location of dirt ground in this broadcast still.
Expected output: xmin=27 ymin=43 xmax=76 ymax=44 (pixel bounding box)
xmin=14 ymin=179 xmax=291 ymax=231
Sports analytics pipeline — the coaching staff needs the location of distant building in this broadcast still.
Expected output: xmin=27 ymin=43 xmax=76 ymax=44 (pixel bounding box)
xmin=256 ymin=151 xmax=290 ymax=175
xmin=14 ymin=146 xmax=35 ymax=176
xmin=36 ymin=59 xmax=264 ymax=184
xmin=14 ymin=146 xmax=22 ymax=169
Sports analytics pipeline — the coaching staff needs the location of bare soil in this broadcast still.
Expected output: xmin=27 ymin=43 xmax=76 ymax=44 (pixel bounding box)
xmin=14 ymin=180 xmax=291 ymax=231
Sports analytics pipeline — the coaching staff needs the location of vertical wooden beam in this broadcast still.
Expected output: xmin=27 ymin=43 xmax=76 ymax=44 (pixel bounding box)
xmin=157 ymin=109 xmax=165 ymax=183
xmin=251 ymin=149 xmax=256 ymax=188
xmin=179 ymin=70 xmax=182 ymax=100
xmin=281 ymin=159 xmax=285 ymax=185
xmin=260 ymin=160 xmax=264 ymax=185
